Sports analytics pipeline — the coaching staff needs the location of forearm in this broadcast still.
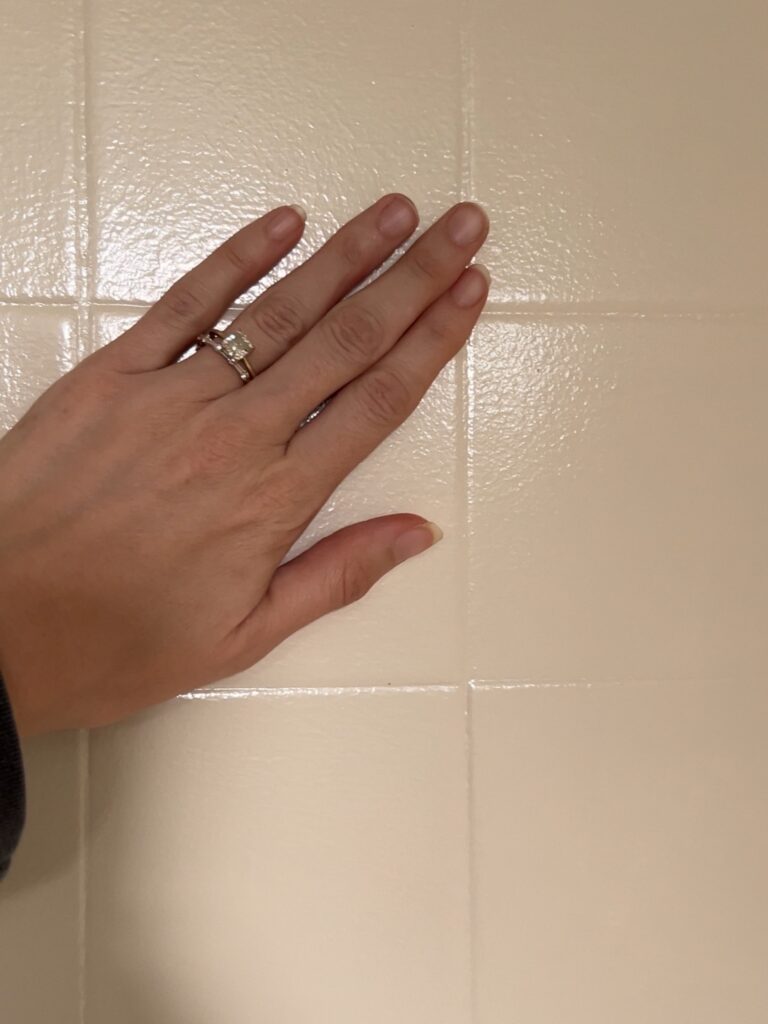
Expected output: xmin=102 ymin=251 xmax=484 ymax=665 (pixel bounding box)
xmin=0 ymin=670 xmax=25 ymax=879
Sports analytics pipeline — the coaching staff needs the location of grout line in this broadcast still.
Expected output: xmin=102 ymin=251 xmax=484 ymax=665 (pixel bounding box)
xmin=480 ymin=304 xmax=768 ymax=321
xmin=459 ymin=6 xmax=477 ymax=1021
xmin=465 ymin=680 xmax=478 ymax=1024
xmin=2 ymin=297 xmax=765 ymax=324
xmin=76 ymin=729 xmax=90 ymax=1024
xmin=178 ymin=684 xmax=461 ymax=699
xmin=467 ymin=676 xmax=738 ymax=690
xmin=459 ymin=0 xmax=475 ymax=202
xmin=72 ymin=0 xmax=92 ymax=1016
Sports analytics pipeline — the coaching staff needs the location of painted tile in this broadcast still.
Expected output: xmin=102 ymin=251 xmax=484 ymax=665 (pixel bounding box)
xmin=471 ymin=679 xmax=768 ymax=1022
xmin=0 ymin=730 xmax=83 ymax=1024
xmin=87 ymin=0 xmax=461 ymax=303
xmin=472 ymin=0 xmax=768 ymax=307
xmin=0 ymin=0 xmax=79 ymax=299
xmin=86 ymin=687 xmax=470 ymax=1024
xmin=0 ymin=307 xmax=80 ymax=431
xmin=468 ymin=316 xmax=768 ymax=681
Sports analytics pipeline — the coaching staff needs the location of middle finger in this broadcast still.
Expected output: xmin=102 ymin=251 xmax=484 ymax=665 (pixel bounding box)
xmin=178 ymin=193 xmax=419 ymax=394
xmin=227 ymin=201 xmax=489 ymax=436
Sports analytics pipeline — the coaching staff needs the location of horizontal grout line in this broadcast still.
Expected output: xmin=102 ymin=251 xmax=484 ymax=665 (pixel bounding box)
xmin=178 ymin=684 xmax=462 ymax=700
xmin=1 ymin=299 xmax=766 ymax=323
xmin=481 ymin=303 xmax=768 ymax=320
xmin=468 ymin=676 xmax=745 ymax=691
xmin=0 ymin=298 xmax=80 ymax=308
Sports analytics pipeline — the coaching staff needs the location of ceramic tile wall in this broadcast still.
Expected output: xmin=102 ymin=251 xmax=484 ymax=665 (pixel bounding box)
xmin=1 ymin=0 xmax=766 ymax=1021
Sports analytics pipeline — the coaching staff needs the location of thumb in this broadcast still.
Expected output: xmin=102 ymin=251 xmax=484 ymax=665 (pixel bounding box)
xmin=243 ymin=514 xmax=443 ymax=656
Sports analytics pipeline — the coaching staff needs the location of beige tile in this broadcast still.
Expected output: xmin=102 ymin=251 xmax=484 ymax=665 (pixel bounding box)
xmin=472 ymin=0 xmax=768 ymax=307
xmin=0 ymin=308 xmax=80 ymax=431
xmin=471 ymin=679 xmax=768 ymax=1023
xmin=468 ymin=316 xmax=768 ymax=681
xmin=0 ymin=0 xmax=79 ymax=299
xmin=0 ymin=730 xmax=83 ymax=1024
xmin=86 ymin=687 xmax=471 ymax=1024
xmin=87 ymin=0 xmax=460 ymax=303
xmin=93 ymin=307 xmax=463 ymax=688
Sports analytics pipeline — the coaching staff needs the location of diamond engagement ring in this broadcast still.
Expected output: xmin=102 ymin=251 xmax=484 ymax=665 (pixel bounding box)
xmin=196 ymin=328 xmax=256 ymax=383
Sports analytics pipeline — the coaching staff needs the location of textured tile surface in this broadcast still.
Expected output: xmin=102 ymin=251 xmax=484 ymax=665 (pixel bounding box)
xmin=86 ymin=688 xmax=470 ymax=1024
xmin=0 ymin=0 xmax=79 ymax=299
xmin=0 ymin=731 xmax=82 ymax=1024
xmin=473 ymin=0 xmax=768 ymax=306
xmin=471 ymin=679 xmax=768 ymax=1023
xmin=87 ymin=0 xmax=461 ymax=303
xmin=468 ymin=316 xmax=768 ymax=681
xmin=0 ymin=308 xmax=80 ymax=430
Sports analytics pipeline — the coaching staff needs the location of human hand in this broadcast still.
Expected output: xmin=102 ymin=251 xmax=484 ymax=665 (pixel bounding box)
xmin=0 ymin=194 xmax=489 ymax=736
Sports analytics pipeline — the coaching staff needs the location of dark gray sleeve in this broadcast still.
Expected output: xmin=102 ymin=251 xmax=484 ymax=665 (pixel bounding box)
xmin=0 ymin=670 xmax=25 ymax=880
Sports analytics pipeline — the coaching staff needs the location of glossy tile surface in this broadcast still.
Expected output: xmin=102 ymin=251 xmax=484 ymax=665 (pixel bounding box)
xmin=0 ymin=308 xmax=80 ymax=430
xmin=471 ymin=680 xmax=768 ymax=1022
xmin=86 ymin=689 xmax=470 ymax=1024
xmin=473 ymin=0 xmax=768 ymax=306
xmin=1 ymin=0 xmax=766 ymax=1017
xmin=0 ymin=731 xmax=82 ymax=1024
xmin=0 ymin=0 xmax=79 ymax=299
xmin=87 ymin=0 xmax=461 ymax=303
xmin=468 ymin=316 xmax=768 ymax=681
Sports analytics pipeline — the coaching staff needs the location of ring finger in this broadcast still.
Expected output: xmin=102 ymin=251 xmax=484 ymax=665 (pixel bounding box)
xmin=175 ymin=193 xmax=419 ymax=397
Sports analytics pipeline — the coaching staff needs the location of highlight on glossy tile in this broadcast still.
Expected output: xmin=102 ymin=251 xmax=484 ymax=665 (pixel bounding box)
xmin=0 ymin=0 xmax=79 ymax=300
xmin=470 ymin=679 xmax=768 ymax=1023
xmin=468 ymin=315 xmax=768 ymax=682
xmin=86 ymin=687 xmax=471 ymax=1024
xmin=0 ymin=308 xmax=80 ymax=430
xmin=87 ymin=0 xmax=461 ymax=303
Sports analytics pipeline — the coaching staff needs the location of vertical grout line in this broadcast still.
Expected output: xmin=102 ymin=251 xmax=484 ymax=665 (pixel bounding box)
xmin=465 ymin=681 xmax=478 ymax=1024
xmin=459 ymin=1 xmax=477 ymax=1021
xmin=76 ymin=729 xmax=90 ymax=1024
xmin=71 ymin=0 xmax=92 ymax=1018
xmin=459 ymin=0 xmax=475 ymax=203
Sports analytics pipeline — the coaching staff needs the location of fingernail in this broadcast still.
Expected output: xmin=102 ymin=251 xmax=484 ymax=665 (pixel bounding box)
xmin=392 ymin=521 xmax=444 ymax=565
xmin=377 ymin=195 xmax=418 ymax=238
xmin=267 ymin=205 xmax=306 ymax=241
xmin=447 ymin=202 xmax=487 ymax=246
xmin=451 ymin=263 xmax=491 ymax=308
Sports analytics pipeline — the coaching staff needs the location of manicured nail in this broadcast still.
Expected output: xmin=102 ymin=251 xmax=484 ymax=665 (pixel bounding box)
xmin=378 ymin=195 xmax=418 ymax=238
xmin=451 ymin=263 xmax=491 ymax=308
xmin=267 ymin=205 xmax=306 ymax=241
xmin=447 ymin=202 xmax=487 ymax=246
xmin=392 ymin=521 xmax=444 ymax=565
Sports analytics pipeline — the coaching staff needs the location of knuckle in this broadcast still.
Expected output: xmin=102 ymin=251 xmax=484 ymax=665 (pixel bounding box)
xmin=249 ymin=292 xmax=307 ymax=349
xmin=325 ymin=303 xmax=383 ymax=366
xmin=407 ymin=245 xmax=442 ymax=284
xmin=220 ymin=241 xmax=251 ymax=274
xmin=161 ymin=277 xmax=210 ymax=327
xmin=358 ymin=365 xmax=412 ymax=427
xmin=337 ymin=231 xmax=366 ymax=270
xmin=424 ymin=312 xmax=455 ymax=344
xmin=337 ymin=559 xmax=374 ymax=608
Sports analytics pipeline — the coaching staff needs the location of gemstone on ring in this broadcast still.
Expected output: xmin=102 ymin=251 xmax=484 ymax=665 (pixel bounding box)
xmin=219 ymin=331 xmax=253 ymax=362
